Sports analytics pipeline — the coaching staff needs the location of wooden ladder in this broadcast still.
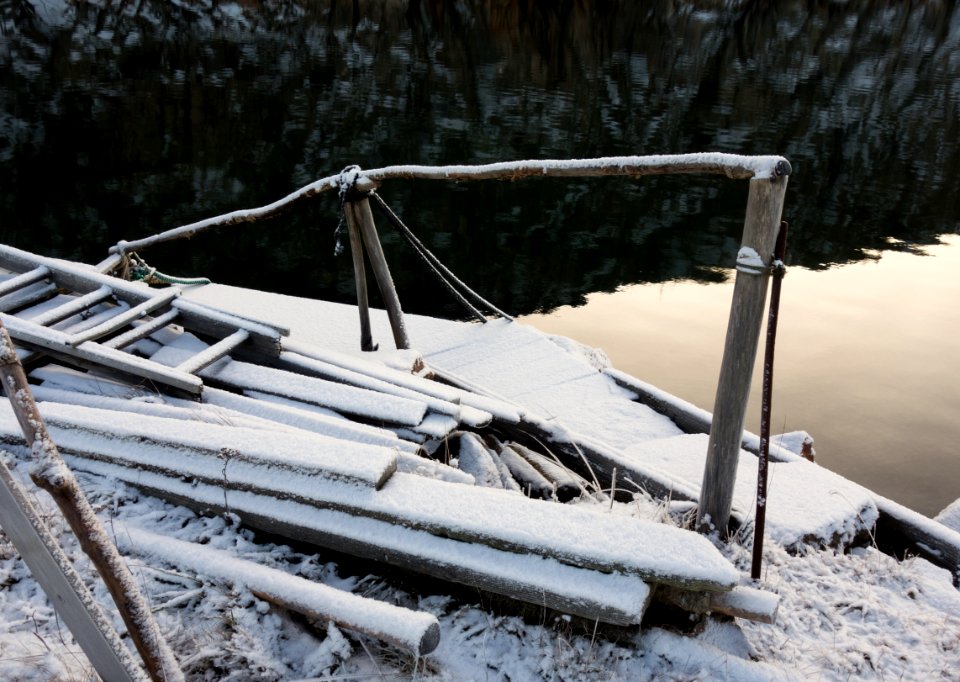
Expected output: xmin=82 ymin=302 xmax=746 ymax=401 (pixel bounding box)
xmin=0 ymin=245 xmax=286 ymax=397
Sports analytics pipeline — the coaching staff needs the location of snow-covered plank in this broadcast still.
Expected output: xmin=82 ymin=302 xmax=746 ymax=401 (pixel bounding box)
xmin=175 ymin=329 xmax=249 ymax=375
xmin=102 ymin=309 xmax=181 ymax=350
xmin=0 ymin=281 xmax=57 ymax=314
xmin=623 ymin=434 xmax=879 ymax=548
xmin=413 ymin=412 xmax=459 ymax=439
xmin=0 ymin=402 xmax=397 ymax=491
xmin=188 ymin=354 xmax=428 ymax=427
xmin=1 ymin=313 xmax=203 ymax=395
xmin=116 ymin=524 xmax=442 ymax=655
xmin=67 ymin=460 xmax=654 ymax=626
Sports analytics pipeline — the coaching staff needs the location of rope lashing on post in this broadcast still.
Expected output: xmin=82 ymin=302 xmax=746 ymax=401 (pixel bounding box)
xmin=367 ymin=190 xmax=514 ymax=323
xmin=333 ymin=165 xmax=362 ymax=256
xmin=123 ymin=252 xmax=211 ymax=286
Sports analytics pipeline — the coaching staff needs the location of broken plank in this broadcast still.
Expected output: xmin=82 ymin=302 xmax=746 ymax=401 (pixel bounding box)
xmin=116 ymin=524 xmax=442 ymax=656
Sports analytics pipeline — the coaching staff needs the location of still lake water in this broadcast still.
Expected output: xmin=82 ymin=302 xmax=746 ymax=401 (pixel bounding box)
xmin=1 ymin=0 xmax=958 ymax=515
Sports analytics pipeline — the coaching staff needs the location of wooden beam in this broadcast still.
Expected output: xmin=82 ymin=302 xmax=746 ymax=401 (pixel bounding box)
xmin=343 ymin=202 xmax=376 ymax=351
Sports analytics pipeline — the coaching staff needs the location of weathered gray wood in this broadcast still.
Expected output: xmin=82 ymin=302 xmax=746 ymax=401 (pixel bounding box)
xmin=0 ymin=461 xmax=148 ymax=682
xmin=343 ymin=203 xmax=376 ymax=351
xmin=1 ymin=313 xmax=203 ymax=395
xmin=68 ymin=288 xmax=181 ymax=346
xmin=175 ymin=329 xmax=249 ymax=375
xmin=103 ymin=309 xmax=181 ymax=350
xmin=117 ymin=525 xmax=442 ymax=655
xmin=348 ymin=197 xmax=411 ymax=350
xmin=0 ymin=321 xmax=184 ymax=682
xmin=0 ymin=281 xmax=58 ymax=314
xmin=0 ymin=265 xmax=51 ymax=297
xmin=108 ymin=154 xmax=790 ymax=257
xmin=496 ymin=445 xmax=555 ymax=499
xmin=659 ymin=584 xmax=779 ymax=624
xmin=65 ymin=460 xmax=653 ymax=626
xmin=172 ymin=299 xmax=282 ymax=360
xmin=698 ymin=174 xmax=788 ymax=534
xmin=29 ymin=286 xmax=115 ymax=328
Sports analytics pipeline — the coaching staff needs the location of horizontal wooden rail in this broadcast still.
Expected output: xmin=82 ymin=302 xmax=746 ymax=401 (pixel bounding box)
xmin=108 ymin=153 xmax=790 ymax=256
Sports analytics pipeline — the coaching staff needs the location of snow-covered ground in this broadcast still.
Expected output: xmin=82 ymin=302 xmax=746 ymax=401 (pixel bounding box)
xmin=1 ymin=282 xmax=958 ymax=680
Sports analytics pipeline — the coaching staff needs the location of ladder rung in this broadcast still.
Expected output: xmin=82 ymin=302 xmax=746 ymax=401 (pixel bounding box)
xmin=102 ymin=309 xmax=180 ymax=350
xmin=0 ymin=313 xmax=202 ymax=395
xmin=175 ymin=329 xmax=249 ymax=375
xmin=0 ymin=266 xmax=51 ymax=297
xmin=0 ymin=282 xmax=58 ymax=314
xmin=29 ymin=285 xmax=114 ymax=327
xmin=68 ymin=288 xmax=180 ymax=347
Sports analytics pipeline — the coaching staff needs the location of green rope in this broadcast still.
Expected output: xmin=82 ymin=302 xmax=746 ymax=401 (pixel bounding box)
xmin=127 ymin=255 xmax=211 ymax=286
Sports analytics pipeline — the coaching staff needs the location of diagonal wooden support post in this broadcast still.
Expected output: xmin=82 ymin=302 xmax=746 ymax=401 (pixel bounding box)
xmin=344 ymin=196 xmax=411 ymax=350
xmin=698 ymin=168 xmax=789 ymax=536
xmin=0 ymin=320 xmax=184 ymax=682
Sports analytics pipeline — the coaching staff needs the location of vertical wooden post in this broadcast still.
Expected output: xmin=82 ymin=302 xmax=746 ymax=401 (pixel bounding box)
xmin=345 ymin=197 xmax=411 ymax=350
xmin=698 ymin=172 xmax=788 ymax=535
xmin=343 ymin=202 xmax=376 ymax=352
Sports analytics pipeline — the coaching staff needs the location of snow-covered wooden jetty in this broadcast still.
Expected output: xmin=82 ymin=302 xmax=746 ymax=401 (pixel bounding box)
xmin=2 ymin=153 xmax=959 ymax=680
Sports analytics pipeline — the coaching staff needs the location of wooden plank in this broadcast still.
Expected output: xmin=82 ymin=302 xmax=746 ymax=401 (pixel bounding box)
xmin=175 ymin=329 xmax=249 ymax=374
xmin=0 ymin=265 xmax=51 ymax=297
xmin=102 ymin=309 xmax=181 ymax=350
xmin=29 ymin=285 xmax=115 ymax=327
xmin=344 ymin=203 xmax=376 ymax=351
xmin=659 ymin=584 xmax=779 ymax=624
xmin=116 ymin=524 xmax=442 ymax=655
xmin=64 ymin=459 xmax=654 ymax=626
xmin=699 ymin=174 xmax=788 ymax=533
xmin=0 ymin=462 xmax=147 ymax=682
xmin=172 ymin=299 xmax=282 ymax=359
xmin=1 ymin=313 xmax=203 ymax=395
xmin=68 ymin=287 xmax=181 ymax=345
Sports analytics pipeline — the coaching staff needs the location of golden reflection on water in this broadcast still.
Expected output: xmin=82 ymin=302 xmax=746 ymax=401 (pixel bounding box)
xmin=520 ymin=234 xmax=960 ymax=517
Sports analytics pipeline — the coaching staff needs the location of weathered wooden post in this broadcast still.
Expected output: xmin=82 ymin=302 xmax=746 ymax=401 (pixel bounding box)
xmin=343 ymin=194 xmax=411 ymax=350
xmin=698 ymin=164 xmax=790 ymax=535
xmin=343 ymin=201 xmax=376 ymax=352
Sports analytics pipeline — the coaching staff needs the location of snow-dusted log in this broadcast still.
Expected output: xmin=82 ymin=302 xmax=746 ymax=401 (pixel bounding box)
xmin=116 ymin=525 xmax=442 ymax=656
xmin=107 ymin=154 xmax=790 ymax=257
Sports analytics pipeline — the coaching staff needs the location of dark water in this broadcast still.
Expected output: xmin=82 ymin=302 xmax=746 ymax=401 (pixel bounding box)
xmin=2 ymin=1 xmax=959 ymax=512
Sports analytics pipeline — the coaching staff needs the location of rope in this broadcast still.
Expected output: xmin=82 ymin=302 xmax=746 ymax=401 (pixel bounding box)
xmin=368 ymin=191 xmax=514 ymax=323
xmin=124 ymin=253 xmax=211 ymax=286
xmin=333 ymin=165 xmax=361 ymax=256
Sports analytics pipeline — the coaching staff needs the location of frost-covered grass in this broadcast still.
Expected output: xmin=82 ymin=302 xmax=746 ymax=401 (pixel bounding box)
xmin=0 ymin=460 xmax=957 ymax=681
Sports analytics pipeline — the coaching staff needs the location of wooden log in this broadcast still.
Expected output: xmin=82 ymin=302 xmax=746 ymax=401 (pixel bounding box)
xmin=0 ymin=265 xmax=51 ymax=297
xmin=698 ymin=173 xmax=788 ymax=534
xmin=29 ymin=286 xmax=115 ymax=328
xmin=659 ymin=584 xmax=779 ymax=624
xmin=116 ymin=524 xmax=442 ymax=656
xmin=348 ymin=197 xmax=410 ymax=350
xmin=0 ymin=461 xmax=148 ymax=682
xmin=455 ymin=432 xmax=503 ymax=488
xmin=344 ymin=202 xmax=376 ymax=351
xmin=496 ymin=445 xmax=559 ymax=499
xmin=108 ymin=154 xmax=790 ymax=257
xmin=66 ymin=459 xmax=654 ymax=626
xmin=0 ymin=320 xmax=184 ymax=682
xmin=504 ymin=442 xmax=589 ymax=501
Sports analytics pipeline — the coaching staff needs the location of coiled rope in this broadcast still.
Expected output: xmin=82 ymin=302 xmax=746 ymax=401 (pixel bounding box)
xmin=124 ymin=253 xmax=211 ymax=286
